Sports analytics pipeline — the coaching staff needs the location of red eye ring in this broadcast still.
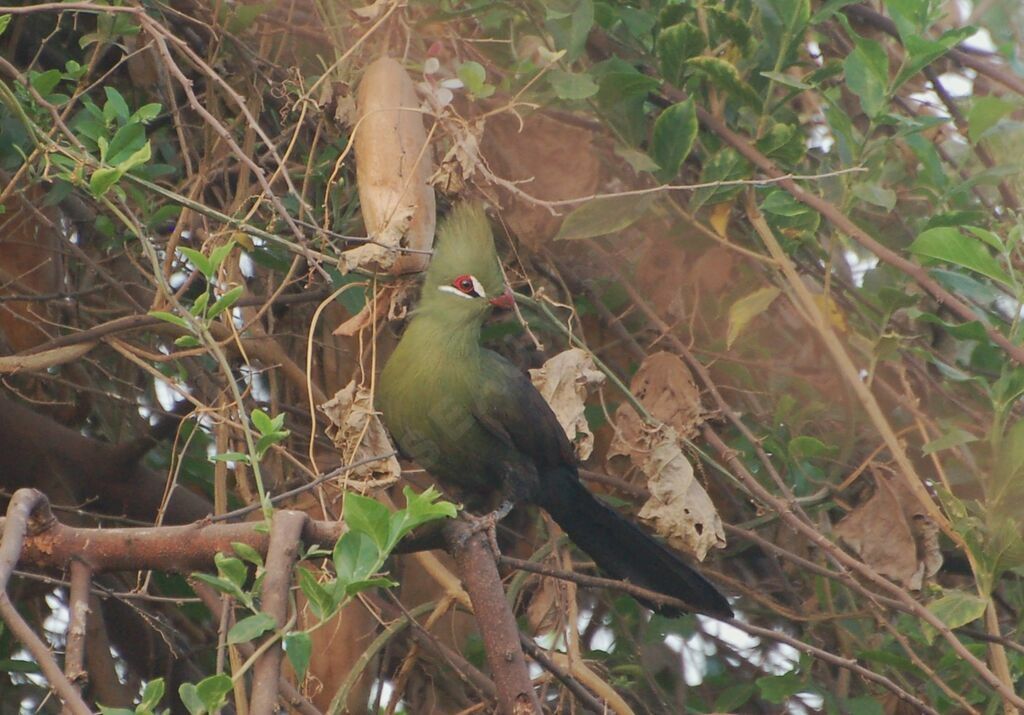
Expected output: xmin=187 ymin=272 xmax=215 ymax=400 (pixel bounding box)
xmin=452 ymin=274 xmax=478 ymax=296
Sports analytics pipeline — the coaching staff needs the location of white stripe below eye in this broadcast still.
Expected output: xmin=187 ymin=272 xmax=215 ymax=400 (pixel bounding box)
xmin=438 ymin=285 xmax=474 ymax=299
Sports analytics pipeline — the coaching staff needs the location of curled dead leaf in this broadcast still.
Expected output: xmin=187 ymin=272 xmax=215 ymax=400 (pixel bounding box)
xmin=606 ymin=353 xmax=723 ymax=559
xmin=347 ymin=57 xmax=435 ymax=275
xmin=320 ymin=381 xmax=401 ymax=481
xmin=528 ymin=348 xmax=605 ymax=461
xmin=635 ymin=426 xmax=725 ymax=560
xmin=834 ymin=468 xmax=941 ymax=589
xmin=608 ymin=352 xmax=705 ymax=465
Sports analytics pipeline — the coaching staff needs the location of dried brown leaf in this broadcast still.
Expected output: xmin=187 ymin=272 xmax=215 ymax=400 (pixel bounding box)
xmin=320 ymin=381 xmax=401 ymax=480
xmin=608 ymin=351 xmax=705 ymax=463
xmin=347 ymin=57 xmax=435 ymax=274
xmin=835 ymin=470 xmax=940 ymax=588
xmin=606 ymin=353 xmax=722 ymax=559
xmin=528 ymin=348 xmax=605 ymax=461
xmin=635 ymin=426 xmax=726 ymax=559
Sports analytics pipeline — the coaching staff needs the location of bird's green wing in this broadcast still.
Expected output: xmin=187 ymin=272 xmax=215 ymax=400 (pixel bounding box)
xmin=469 ymin=351 xmax=577 ymax=471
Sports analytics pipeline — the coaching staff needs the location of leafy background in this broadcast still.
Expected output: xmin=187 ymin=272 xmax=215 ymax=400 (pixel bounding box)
xmin=0 ymin=0 xmax=1023 ymax=712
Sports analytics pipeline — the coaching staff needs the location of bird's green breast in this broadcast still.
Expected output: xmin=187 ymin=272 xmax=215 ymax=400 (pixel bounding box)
xmin=377 ymin=313 xmax=517 ymax=493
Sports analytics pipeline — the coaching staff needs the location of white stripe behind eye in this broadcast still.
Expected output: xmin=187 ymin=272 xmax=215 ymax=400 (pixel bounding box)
xmin=438 ymin=285 xmax=474 ymax=299
xmin=470 ymin=276 xmax=486 ymax=297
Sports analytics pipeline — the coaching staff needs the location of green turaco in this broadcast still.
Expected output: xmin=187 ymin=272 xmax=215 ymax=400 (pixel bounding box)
xmin=377 ymin=202 xmax=732 ymax=617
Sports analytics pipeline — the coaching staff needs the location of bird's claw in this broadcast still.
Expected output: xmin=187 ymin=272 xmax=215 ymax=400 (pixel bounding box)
xmin=461 ymin=500 xmax=513 ymax=559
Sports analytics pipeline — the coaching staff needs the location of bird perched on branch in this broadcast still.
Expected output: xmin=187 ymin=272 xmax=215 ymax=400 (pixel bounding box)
xmin=377 ymin=202 xmax=732 ymax=618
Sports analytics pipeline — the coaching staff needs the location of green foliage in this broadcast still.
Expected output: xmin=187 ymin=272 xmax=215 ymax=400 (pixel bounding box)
xmin=2 ymin=0 xmax=1024 ymax=710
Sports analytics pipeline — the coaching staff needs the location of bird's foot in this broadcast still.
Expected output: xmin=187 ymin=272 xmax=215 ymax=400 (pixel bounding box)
xmin=461 ymin=500 xmax=514 ymax=559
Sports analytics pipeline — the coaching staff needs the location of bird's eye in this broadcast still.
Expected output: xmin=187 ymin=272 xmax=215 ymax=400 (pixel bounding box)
xmin=452 ymin=274 xmax=481 ymax=297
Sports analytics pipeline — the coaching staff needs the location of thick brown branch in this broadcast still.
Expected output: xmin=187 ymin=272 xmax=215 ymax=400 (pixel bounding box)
xmin=251 ymin=510 xmax=308 ymax=715
xmin=63 ymin=560 xmax=92 ymax=690
xmin=442 ymin=518 xmax=541 ymax=715
xmin=3 ymin=509 xmax=343 ymax=574
xmin=0 ymin=491 xmax=91 ymax=714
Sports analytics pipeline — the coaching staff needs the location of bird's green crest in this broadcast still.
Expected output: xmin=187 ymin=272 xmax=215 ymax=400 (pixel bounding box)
xmin=423 ymin=202 xmax=505 ymax=300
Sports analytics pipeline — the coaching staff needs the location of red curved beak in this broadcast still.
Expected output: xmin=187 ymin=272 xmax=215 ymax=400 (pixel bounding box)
xmin=489 ymin=287 xmax=515 ymax=310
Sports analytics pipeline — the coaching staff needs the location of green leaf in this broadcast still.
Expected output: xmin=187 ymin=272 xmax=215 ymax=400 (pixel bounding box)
xmin=90 ymin=167 xmax=123 ymax=197
xmin=139 ymin=678 xmax=166 ymax=711
xmin=650 ymin=98 xmax=697 ymax=180
xmin=130 ymin=102 xmax=163 ymax=124
xmin=208 ymin=241 xmax=236 ymax=271
xmin=893 ymin=27 xmax=976 ymax=90
xmin=209 ymin=451 xmax=250 ymax=463
xmin=208 ymin=285 xmax=244 ymax=319
xmin=178 ymin=683 xmax=205 ymax=715
xmin=116 ymin=140 xmax=151 ymax=173
xmin=333 ymin=531 xmax=382 ymax=585
xmin=685 ymin=56 xmax=761 ymax=108
xmin=30 ymin=69 xmax=62 ymax=97
xmin=756 ymin=670 xmax=803 ymax=703
xmin=788 ymin=435 xmax=835 ymax=460
xmin=566 ymin=0 xmax=594 ymax=60
xmin=285 ymin=632 xmax=313 ymax=679
xmin=298 ymin=567 xmax=336 ymax=619
xmin=0 ymin=15 xmax=10 ymax=37
xmin=691 ymin=147 xmax=751 ymax=209
xmin=215 ymin=553 xmax=248 ymax=589
xmin=149 ymin=310 xmax=190 ymax=330
xmin=760 ymin=70 xmax=812 ymax=90
xmin=727 ymin=286 xmax=781 ymax=348
xmin=385 ymin=486 xmax=456 ymax=550
xmin=964 ymin=225 xmax=1005 ymax=252
xmin=656 ymin=23 xmax=706 ymax=86
xmin=344 ymin=493 xmax=391 ymax=549
xmin=194 ymin=674 xmax=232 ymax=712
xmin=811 ymin=0 xmax=860 ymax=23
xmin=179 ymin=246 xmax=214 ymax=279
xmin=851 ymin=181 xmax=896 ymax=211
xmin=255 ymin=430 xmax=289 ymax=460
xmin=920 ymin=589 xmax=986 ymax=644
xmin=715 ymin=682 xmax=755 ymax=711
xmin=554 ymin=193 xmax=654 ymax=240
xmin=251 ymin=408 xmax=273 ymax=434
xmin=0 ymin=659 xmax=39 ymax=674
xmin=761 ymin=189 xmax=810 ymax=217
xmin=227 ymin=612 xmax=277 ymax=644
xmin=174 ymin=335 xmax=201 ymax=348
xmin=189 ymin=292 xmax=210 ymax=318
xmin=595 ymin=70 xmax=660 ymax=107
xmin=547 ymin=70 xmax=598 ymax=100
xmin=103 ymin=87 xmax=130 ymax=123
xmin=967 ymin=96 xmax=1016 ymax=144
xmin=344 ymin=576 xmax=397 ymax=596
xmin=457 ymin=61 xmax=490 ymax=97
xmin=614 ymin=145 xmax=660 ymax=173
xmin=106 ymin=123 xmax=146 ymax=165
xmin=922 ymin=428 xmax=978 ymax=455
xmin=191 ymin=573 xmax=246 ymax=601
xmin=845 ymin=696 xmax=885 ymax=715
xmin=231 ymin=541 xmax=263 ymax=566
xmin=707 ymin=6 xmax=752 ymax=46
xmin=910 ymin=227 xmax=1011 ymax=286
xmin=844 ymin=37 xmax=889 ymax=118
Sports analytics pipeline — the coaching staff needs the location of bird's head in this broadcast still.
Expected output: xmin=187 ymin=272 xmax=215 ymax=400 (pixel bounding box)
xmin=421 ymin=202 xmax=514 ymax=317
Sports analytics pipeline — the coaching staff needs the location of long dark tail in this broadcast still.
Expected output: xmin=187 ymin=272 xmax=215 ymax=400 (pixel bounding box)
xmin=536 ymin=468 xmax=732 ymax=618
